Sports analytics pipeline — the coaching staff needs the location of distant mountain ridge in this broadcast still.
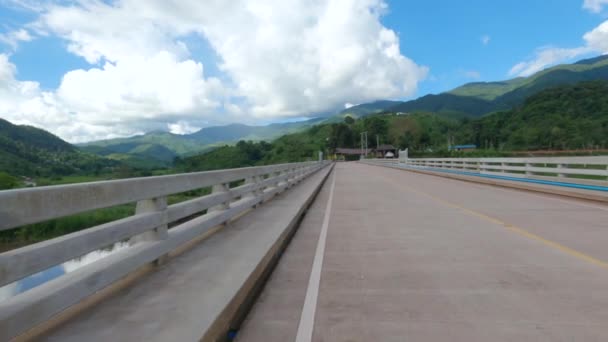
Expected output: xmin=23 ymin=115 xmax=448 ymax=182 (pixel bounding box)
xmin=81 ymin=118 xmax=324 ymax=158
xmin=342 ymin=55 xmax=608 ymax=118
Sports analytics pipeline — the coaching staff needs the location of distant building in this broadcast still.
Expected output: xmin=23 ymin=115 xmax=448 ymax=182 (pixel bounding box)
xmin=449 ymin=144 xmax=477 ymax=152
xmin=375 ymin=144 xmax=397 ymax=158
xmin=334 ymin=146 xmax=397 ymax=159
xmin=334 ymin=148 xmax=371 ymax=160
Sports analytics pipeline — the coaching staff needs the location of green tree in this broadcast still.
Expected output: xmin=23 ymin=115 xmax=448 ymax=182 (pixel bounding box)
xmin=398 ymin=131 xmax=416 ymax=149
xmin=0 ymin=172 xmax=18 ymax=190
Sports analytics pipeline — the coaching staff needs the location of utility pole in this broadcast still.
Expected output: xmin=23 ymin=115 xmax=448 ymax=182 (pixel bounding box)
xmin=360 ymin=131 xmax=368 ymax=158
xmin=365 ymin=132 xmax=368 ymax=158
xmin=361 ymin=132 xmax=364 ymax=158
xmin=376 ymin=135 xmax=379 ymax=150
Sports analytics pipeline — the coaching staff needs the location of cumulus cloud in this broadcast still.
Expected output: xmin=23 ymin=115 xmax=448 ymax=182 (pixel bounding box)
xmin=195 ymin=0 xmax=428 ymax=118
xmin=0 ymin=54 xmax=74 ymax=137
xmin=0 ymin=51 xmax=225 ymax=142
xmin=583 ymin=20 xmax=608 ymax=52
xmin=583 ymin=0 xmax=608 ymax=13
xmin=56 ymin=52 xmax=224 ymax=124
xmin=0 ymin=29 xmax=33 ymax=50
xmin=508 ymin=18 xmax=608 ymax=77
xmin=1 ymin=0 xmax=427 ymax=142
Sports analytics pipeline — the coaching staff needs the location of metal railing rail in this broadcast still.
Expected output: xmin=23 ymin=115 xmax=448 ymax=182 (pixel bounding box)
xmin=361 ymin=155 xmax=608 ymax=183
xmin=0 ymin=160 xmax=330 ymax=339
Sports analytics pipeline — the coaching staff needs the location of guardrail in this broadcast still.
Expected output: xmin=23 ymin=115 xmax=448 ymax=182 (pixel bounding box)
xmin=361 ymin=156 xmax=608 ymax=184
xmin=0 ymin=160 xmax=329 ymax=339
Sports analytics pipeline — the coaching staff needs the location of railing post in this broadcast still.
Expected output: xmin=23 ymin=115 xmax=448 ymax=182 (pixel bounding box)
xmin=278 ymin=169 xmax=289 ymax=191
xmin=525 ymin=162 xmax=533 ymax=177
xmin=244 ymin=175 xmax=263 ymax=208
xmin=285 ymin=167 xmax=294 ymax=188
xmin=244 ymin=176 xmax=257 ymax=199
xmin=501 ymin=162 xmax=507 ymax=173
xmin=557 ymin=164 xmax=565 ymax=178
xmin=130 ymin=196 xmax=168 ymax=265
xmin=210 ymin=183 xmax=230 ymax=213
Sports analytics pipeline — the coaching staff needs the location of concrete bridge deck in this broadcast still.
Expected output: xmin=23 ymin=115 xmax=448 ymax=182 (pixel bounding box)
xmin=28 ymin=161 xmax=608 ymax=341
xmin=238 ymin=162 xmax=608 ymax=342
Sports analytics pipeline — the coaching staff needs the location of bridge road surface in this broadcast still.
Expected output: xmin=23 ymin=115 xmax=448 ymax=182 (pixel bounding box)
xmin=237 ymin=162 xmax=608 ymax=342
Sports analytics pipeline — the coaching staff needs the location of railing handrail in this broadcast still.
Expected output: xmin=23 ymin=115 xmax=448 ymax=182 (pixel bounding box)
xmin=0 ymin=161 xmax=316 ymax=231
xmin=406 ymin=156 xmax=608 ymax=164
xmin=362 ymin=155 xmax=608 ymax=182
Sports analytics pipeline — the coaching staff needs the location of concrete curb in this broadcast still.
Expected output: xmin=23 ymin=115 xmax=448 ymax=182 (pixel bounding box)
xmin=204 ymin=163 xmax=334 ymax=341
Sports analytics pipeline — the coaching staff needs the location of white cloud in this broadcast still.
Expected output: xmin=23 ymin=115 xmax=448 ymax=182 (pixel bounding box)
xmin=1 ymin=0 xmax=427 ymax=142
xmin=168 ymin=120 xmax=201 ymax=135
xmin=188 ymin=0 xmax=427 ymax=118
xmin=583 ymin=20 xmax=608 ymax=52
xmin=481 ymin=35 xmax=490 ymax=45
xmin=508 ymin=18 xmax=608 ymax=77
xmin=508 ymin=46 xmax=592 ymax=77
xmin=0 ymin=52 xmax=222 ymax=142
xmin=56 ymin=51 xmax=224 ymax=123
xmin=0 ymin=54 xmax=72 ymax=137
xmin=0 ymin=29 xmax=33 ymax=50
xmin=583 ymin=0 xmax=608 ymax=13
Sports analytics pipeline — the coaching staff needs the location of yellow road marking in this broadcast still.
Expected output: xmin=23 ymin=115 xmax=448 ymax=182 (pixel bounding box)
xmin=384 ymin=174 xmax=608 ymax=270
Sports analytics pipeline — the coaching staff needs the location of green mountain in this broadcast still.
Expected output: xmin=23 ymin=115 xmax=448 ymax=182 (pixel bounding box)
xmin=188 ymin=119 xmax=322 ymax=144
xmin=345 ymin=55 xmax=608 ymax=118
xmin=80 ymin=131 xmax=203 ymax=156
xmin=81 ymin=118 xmax=324 ymax=160
xmin=456 ymin=80 xmax=608 ymax=151
xmin=0 ymin=118 xmax=117 ymax=177
xmin=80 ymin=141 xmax=178 ymax=169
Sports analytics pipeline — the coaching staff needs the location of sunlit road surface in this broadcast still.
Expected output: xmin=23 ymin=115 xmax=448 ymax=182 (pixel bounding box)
xmin=238 ymin=162 xmax=608 ymax=342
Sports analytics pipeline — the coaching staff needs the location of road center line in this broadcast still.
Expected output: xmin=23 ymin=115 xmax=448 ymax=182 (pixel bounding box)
xmin=295 ymin=170 xmax=336 ymax=342
xmin=377 ymin=171 xmax=608 ymax=270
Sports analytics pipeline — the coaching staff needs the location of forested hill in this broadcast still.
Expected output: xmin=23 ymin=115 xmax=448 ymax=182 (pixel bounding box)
xmin=0 ymin=118 xmax=74 ymax=152
xmin=0 ymin=118 xmax=116 ymax=178
xmin=460 ymin=81 xmax=608 ymax=151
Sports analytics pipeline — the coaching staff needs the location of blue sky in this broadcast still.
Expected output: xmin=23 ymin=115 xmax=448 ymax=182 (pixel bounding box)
xmin=384 ymin=0 xmax=605 ymax=94
xmin=0 ymin=0 xmax=607 ymax=142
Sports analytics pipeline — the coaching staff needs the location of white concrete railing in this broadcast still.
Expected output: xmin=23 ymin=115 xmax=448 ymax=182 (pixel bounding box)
xmin=362 ymin=155 xmax=608 ymax=183
xmin=0 ymin=160 xmax=330 ymax=339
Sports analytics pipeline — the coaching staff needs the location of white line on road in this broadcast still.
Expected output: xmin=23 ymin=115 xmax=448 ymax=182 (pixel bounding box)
xmin=295 ymin=170 xmax=336 ymax=342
